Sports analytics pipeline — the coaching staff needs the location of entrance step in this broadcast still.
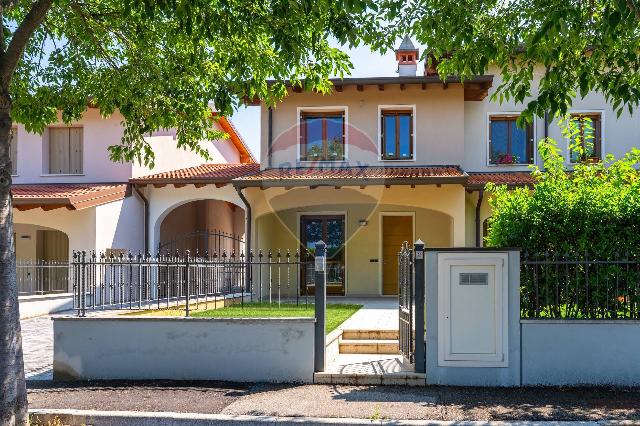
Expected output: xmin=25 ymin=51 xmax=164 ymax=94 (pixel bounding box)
xmin=314 ymin=372 xmax=425 ymax=386
xmin=339 ymin=339 xmax=399 ymax=354
xmin=341 ymin=329 xmax=398 ymax=341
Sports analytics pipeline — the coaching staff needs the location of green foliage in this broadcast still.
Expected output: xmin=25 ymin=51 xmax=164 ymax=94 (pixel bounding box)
xmin=7 ymin=0 xmax=376 ymax=166
xmin=485 ymin=134 xmax=640 ymax=257
xmin=368 ymin=0 xmax=640 ymax=122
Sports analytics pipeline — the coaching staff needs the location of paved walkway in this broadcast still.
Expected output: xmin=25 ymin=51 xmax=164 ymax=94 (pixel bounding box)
xmin=329 ymin=296 xmax=398 ymax=330
xmin=21 ymin=314 xmax=58 ymax=380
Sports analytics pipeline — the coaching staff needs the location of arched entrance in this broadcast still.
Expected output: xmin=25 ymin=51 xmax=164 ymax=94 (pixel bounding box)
xmin=158 ymin=199 xmax=245 ymax=255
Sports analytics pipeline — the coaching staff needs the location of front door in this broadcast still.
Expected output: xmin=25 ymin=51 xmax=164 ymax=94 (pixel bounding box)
xmin=382 ymin=215 xmax=413 ymax=295
xmin=300 ymin=215 xmax=345 ymax=296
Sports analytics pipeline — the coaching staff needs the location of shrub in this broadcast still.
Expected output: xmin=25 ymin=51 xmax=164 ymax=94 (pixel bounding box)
xmin=486 ymin=139 xmax=640 ymax=257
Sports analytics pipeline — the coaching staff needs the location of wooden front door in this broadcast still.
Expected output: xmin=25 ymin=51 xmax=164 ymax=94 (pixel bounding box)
xmin=382 ymin=215 xmax=413 ymax=295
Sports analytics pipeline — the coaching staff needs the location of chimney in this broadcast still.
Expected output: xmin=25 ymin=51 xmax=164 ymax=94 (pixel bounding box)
xmin=395 ymin=36 xmax=419 ymax=77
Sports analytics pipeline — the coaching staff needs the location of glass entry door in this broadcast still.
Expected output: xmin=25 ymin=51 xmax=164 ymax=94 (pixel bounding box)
xmin=300 ymin=215 xmax=345 ymax=296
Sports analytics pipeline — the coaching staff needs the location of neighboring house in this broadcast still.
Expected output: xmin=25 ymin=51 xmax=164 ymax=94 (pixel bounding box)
xmin=11 ymin=107 xmax=255 ymax=299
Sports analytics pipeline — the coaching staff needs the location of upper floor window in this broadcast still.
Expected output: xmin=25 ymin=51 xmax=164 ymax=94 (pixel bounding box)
xmin=299 ymin=110 xmax=345 ymax=162
xmin=569 ymin=113 xmax=602 ymax=163
xmin=48 ymin=127 xmax=83 ymax=174
xmin=489 ymin=115 xmax=534 ymax=165
xmin=381 ymin=109 xmax=413 ymax=160
xmin=9 ymin=128 xmax=17 ymax=175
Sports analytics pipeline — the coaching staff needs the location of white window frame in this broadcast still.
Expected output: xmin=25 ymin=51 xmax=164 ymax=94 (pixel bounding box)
xmin=44 ymin=125 xmax=84 ymax=176
xmin=297 ymin=106 xmax=349 ymax=164
xmin=564 ymin=110 xmax=605 ymax=164
xmin=377 ymin=104 xmax=417 ymax=162
xmin=486 ymin=112 xmax=536 ymax=167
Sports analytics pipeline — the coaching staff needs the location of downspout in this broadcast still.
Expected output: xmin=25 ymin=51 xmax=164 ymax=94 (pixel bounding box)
xmin=235 ymin=186 xmax=252 ymax=289
xmin=475 ymin=189 xmax=484 ymax=247
xmin=267 ymin=106 xmax=273 ymax=168
xmin=544 ymin=110 xmax=549 ymax=140
xmin=133 ymin=184 xmax=149 ymax=253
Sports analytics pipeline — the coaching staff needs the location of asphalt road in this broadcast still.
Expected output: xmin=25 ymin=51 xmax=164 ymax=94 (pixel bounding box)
xmin=27 ymin=381 xmax=640 ymax=421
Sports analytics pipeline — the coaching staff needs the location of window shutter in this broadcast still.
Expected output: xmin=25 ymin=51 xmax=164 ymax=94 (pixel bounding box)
xmin=69 ymin=128 xmax=83 ymax=174
xmin=9 ymin=129 xmax=17 ymax=175
xmin=49 ymin=128 xmax=69 ymax=174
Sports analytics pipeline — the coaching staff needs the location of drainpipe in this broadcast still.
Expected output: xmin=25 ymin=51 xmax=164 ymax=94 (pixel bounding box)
xmin=235 ymin=186 xmax=252 ymax=288
xmin=133 ymin=185 xmax=149 ymax=253
xmin=544 ymin=110 xmax=549 ymax=140
xmin=267 ymin=106 xmax=273 ymax=168
xmin=475 ymin=189 xmax=484 ymax=247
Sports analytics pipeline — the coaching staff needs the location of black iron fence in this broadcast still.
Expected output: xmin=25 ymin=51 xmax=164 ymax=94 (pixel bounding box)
xmin=16 ymin=259 xmax=70 ymax=296
xmin=398 ymin=242 xmax=414 ymax=362
xmin=521 ymin=252 xmax=640 ymax=319
xmin=72 ymin=249 xmax=310 ymax=316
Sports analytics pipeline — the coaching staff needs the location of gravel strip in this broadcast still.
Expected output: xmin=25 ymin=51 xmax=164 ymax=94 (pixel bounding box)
xmin=28 ymin=380 xmax=249 ymax=414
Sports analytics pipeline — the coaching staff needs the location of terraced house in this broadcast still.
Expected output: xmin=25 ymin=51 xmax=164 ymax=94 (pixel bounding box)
xmin=12 ymin=37 xmax=640 ymax=309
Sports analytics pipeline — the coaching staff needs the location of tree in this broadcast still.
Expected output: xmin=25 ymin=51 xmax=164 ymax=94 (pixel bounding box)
xmin=369 ymin=0 xmax=640 ymax=122
xmin=0 ymin=1 xmax=374 ymax=423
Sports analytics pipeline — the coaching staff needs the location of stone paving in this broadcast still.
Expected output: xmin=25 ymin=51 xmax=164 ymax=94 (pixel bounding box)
xmin=21 ymin=314 xmax=58 ymax=380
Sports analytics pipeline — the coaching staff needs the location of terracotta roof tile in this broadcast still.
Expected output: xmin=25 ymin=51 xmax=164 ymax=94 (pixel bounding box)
xmin=234 ymin=166 xmax=466 ymax=187
xmin=130 ymin=163 xmax=260 ymax=184
xmin=12 ymin=183 xmax=129 ymax=210
xmin=466 ymin=172 xmax=536 ymax=189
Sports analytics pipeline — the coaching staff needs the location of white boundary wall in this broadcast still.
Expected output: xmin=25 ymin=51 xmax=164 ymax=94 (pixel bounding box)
xmin=521 ymin=320 xmax=640 ymax=386
xmin=19 ymin=293 xmax=73 ymax=319
xmin=53 ymin=316 xmax=315 ymax=383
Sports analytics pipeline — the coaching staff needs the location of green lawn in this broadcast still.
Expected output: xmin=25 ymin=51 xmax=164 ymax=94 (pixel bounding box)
xmin=125 ymin=302 xmax=362 ymax=334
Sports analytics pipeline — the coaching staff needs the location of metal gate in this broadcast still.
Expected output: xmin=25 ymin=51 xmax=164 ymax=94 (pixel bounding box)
xmin=398 ymin=241 xmax=414 ymax=363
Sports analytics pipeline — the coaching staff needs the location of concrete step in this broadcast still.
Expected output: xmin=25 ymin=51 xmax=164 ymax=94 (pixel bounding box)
xmin=341 ymin=329 xmax=399 ymax=340
xmin=314 ymin=372 xmax=425 ymax=386
xmin=339 ymin=339 xmax=399 ymax=354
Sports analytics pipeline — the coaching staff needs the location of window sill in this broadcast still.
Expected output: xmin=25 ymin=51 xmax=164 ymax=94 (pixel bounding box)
xmin=40 ymin=173 xmax=85 ymax=177
xmin=486 ymin=163 xmax=533 ymax=167
xmin=298 ymin=160 xmax=348 ymax=164
xmin=381 ymin=158 xmax=415 ymax=162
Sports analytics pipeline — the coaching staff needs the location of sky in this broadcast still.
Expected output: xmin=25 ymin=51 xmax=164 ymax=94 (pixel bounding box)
xmin=230 ymin=44 xmax=405 ymax=160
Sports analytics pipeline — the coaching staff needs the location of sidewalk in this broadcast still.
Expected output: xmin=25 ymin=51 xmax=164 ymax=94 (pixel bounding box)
xmin=27 ymin=381 xmax=640 ymax=422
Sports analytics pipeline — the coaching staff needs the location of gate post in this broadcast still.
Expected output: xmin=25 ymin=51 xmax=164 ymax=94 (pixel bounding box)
xmin=414 ymin=239 xmax=426 ymax=374
xmin=314 ymin=240 xmax=327 ymax=372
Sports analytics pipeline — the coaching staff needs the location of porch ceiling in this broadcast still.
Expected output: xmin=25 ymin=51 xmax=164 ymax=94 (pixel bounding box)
xmin=233 ymin=166 xmax=468 ymax=188
xmin=11 ymin=183 xmax=129 ymax=211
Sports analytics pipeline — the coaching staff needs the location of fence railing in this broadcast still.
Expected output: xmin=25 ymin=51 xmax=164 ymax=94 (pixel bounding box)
xmin=16 ymin=259 xmax=70 ymax=296
xmin=72 ymin=249 xmax=311 ymax=316
xmin=521 ymin=252 xmax=640 ymax=319
xmin=158 ymin=229 xmax=244 ymax=257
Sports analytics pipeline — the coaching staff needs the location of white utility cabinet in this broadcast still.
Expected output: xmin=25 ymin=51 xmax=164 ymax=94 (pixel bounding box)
xmin=437 ymin=252 xmax=509 ymax=367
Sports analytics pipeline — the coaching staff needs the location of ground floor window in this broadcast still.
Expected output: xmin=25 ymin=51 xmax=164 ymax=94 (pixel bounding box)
xmin=300 ymin=214 xmax=345 ymax=296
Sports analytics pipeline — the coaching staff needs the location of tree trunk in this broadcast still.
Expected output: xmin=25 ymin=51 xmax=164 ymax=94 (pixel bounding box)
xmin=0 ymin=91 xmax=27 ymax=425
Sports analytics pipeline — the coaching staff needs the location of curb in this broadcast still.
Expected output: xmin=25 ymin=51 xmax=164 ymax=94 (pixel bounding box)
xmin=28 ymin=408 xmax=634 ymax=426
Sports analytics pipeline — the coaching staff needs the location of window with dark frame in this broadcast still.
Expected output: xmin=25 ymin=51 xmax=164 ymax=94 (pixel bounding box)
xmin=489 ymin=115 xmax=534 ymax=165
xmin=569 ymin=113 xmax=602 ymax=163
xmin=299 ymin=111 xmax=345 ymax=162
xmin=381 ymin=109 xmax=413 ymax=160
